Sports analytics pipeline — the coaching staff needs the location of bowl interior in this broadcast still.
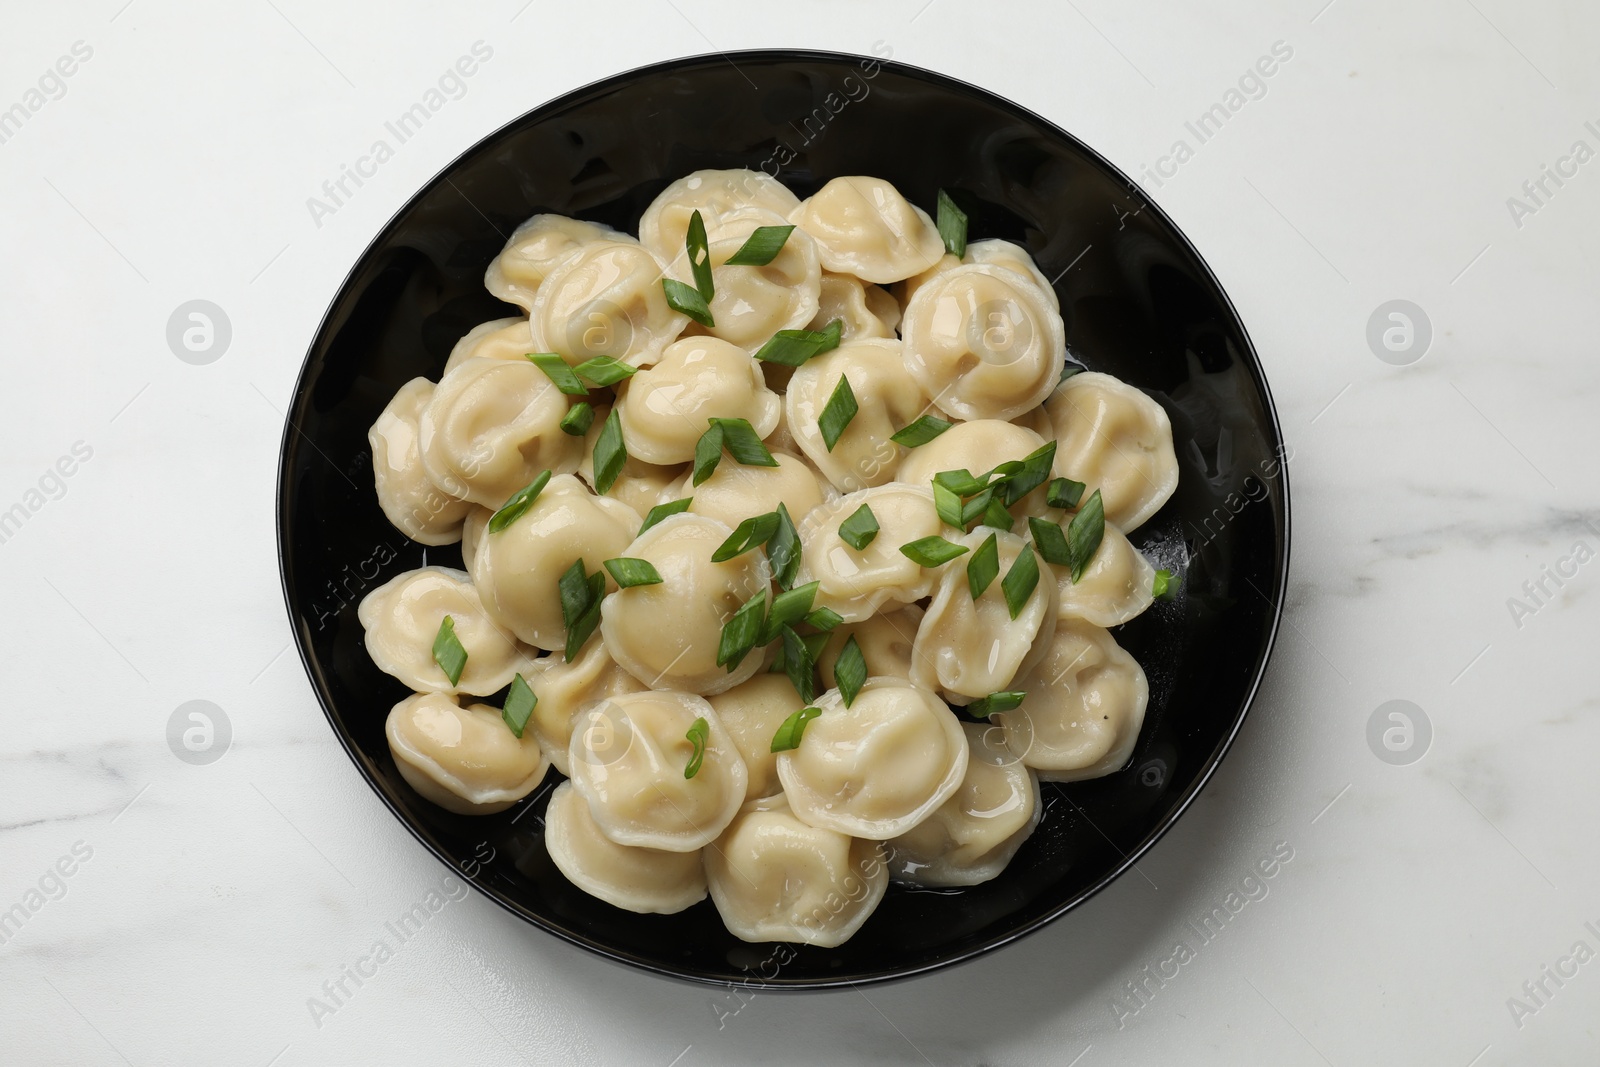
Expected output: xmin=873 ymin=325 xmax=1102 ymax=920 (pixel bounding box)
xmin=277 ymin=49 xmax=1288 ymax=988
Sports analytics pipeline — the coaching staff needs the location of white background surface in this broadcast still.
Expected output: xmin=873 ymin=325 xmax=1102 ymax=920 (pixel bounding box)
xmin=2 ymin=1 xmax=1598 ymax=1064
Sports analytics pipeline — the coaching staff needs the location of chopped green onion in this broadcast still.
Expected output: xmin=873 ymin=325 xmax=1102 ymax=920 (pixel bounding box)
xmin=640 ymin=497 xmax=692 ymax=534
xmin=686 ymin=209 xmax=714 ymax=300
xmin=1000 ymin=545 xmax=1040 ymax=620
xmin=431 ymin=615 xmax=467 ymax=686
xmin=805 ymin=607 xmax=844 ymax=631
xmin=603 ymin=557 xmax=663 ymax=588
xmin=712 ymin=511 xmax=781 ymax=562
xmin=833 ymin=635 xmax=866 ymax=708
xmin=1153 ymin=568 xmax=1180 ymax=600
xmin=559 ymin=402 xmax=594 ymax=436
xmin=933 ymin=481 xmax=965 ymax=529
xmin=767 ymin=502 xmax=802 ymax=590
xmin=933 ymin=469 xmax=989 ymax=497
xmin=993 ymin=442 xmax=1057 ymax=506
xmin=817 ymin=375 xmax=859 ymax=452
xmin=780 ymin=624 xmax=818 ymax=703
xmin=889 ymin=414 xmax=954 ymax=448
xmin=769 ymin=705 xmax=822 ymax=752
xmin=526 ymin=352 xmax=588 ymax=396
xmin=838 ymin=504 xmax=880 ymax=551
xmin=966 ymin=691 xmax=1025 ymax=719
xmin=592 ymin=408 xmax=626 ymax=495
xmin=1047 ymin=477 xmax=1086 ymax=510
xmin=558 ymin=559 xmax=606 ymax=662
xmin=1027 ymin=516 xmax=1071 ymax=567
xmin=662 ymin=278 xmax=714 ymax=327
xmin=900 ymin=536 xmax=970 ymax=568
xmin=959 ymin=486 xmax=997 ymax=527
xmin=692 ymin=423 xmax=725 ymax=486
xmin=724 ymin=224 xmax=795 ymax=267
xmin=967 ymin=532 xmax=1000 ymax=599
xmin=573 ymin=356 xmax=637 ymax=387
xmin=487 ymin=470 xmax=552 ymax=533
xmin=501 ymin=673 xmax=536 ymax=738
xmin=1066 ymin=489 xmax=1106 ymax=583
xmin=936 ymin=188 xmax=968 ymax=258
xmin=709 ymin=417 xmax=779 ymax=468
xmin=683 ymin=716 xmax=709 ymax=779
xmin=979 ymin=493 xmax=1015 ymax=531
xmin=716 ymin=590 xmax=768 ymax=670
xmin=760 ymin=581 xmax=819 ymax=645
xmin=753 ymin=319 xmax=842 ymax=366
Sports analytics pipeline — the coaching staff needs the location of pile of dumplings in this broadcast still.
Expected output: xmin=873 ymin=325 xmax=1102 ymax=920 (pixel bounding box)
xmin=360 ymin=170 xmax=1180 ymax=948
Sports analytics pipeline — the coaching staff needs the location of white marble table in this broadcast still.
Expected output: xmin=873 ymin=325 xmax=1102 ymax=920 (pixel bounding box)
xmin=3 ymin=1 xmax=1596 ymax=1063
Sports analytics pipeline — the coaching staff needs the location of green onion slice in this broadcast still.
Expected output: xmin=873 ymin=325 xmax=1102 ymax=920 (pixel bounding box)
xmin=683 ymin=716 xmax=709 ymax=779
xmin=526 ymin=352 xmax=588 ymax=396
xmin=431 ymin=615 xmax=467 ymax=686
xmin=838 ymin=504 xmax=879 ymax=550
xmin=833 ymin=635 xmax=866 ymax=708
xmin=603 ymin=557 xmax=663 ymax=588
xmin=966 ymin=691 xmax=1025 ymax=719
xmin=1066 ymin=489 xmax=1106 ymax=583
xmin=559 ymin=402 xmax=594 ymax=436
xmin=900 ymin=536 xmax=970 ymax=567
xmin=711 ymin=511 xmax=781 ymax=562
xmin=592 ymin=408 xmax=626 ymax=495
xmin=640 ymin=497 xmax=693 ymax=534
xmin=890 ymin=414 xmax=953 ymax=447
xmin=817 ymin=375 xmax=859 ymax=453
xmin=662 ymin=278 xmax=714 ymax=327
xmin=967 ymin=532 xmax=1000 ymax=599
xmin=487 ymin=470 xmax=552 ymax=534
xmin=769 ymin=705 xmax=822 ymax=752
xmin=1000 ymin=545 xmax=1041 ymax=620
xmin=724 ymin=224 xmax=794 ymax=267
xmin=501 ymin=673 xmax=536 ymax=738
xmin=753 ymin=319 xmax=842 ymax=366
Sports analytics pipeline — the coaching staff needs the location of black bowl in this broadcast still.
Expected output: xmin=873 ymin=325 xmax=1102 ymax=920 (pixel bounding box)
xmin=276 ymin=48 xmax=1289 ymax=989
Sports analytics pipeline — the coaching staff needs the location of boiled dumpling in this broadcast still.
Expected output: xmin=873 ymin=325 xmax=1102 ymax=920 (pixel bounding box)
xmin=794 ymin=484 xmax=944 ymax=623
xmin=528 ymin=240 xmax=687 ymax=367
xmin=615 ymin=336 xmax=781 ymax=465
xmin=807 ymin=271 xmax=899 ymax=342
xmin=485 ymin=214 xmax=624 ymax=312
xmin=566 ymin=690 xmax=747 ymax=850
xmin=386 ymin=692 xmax=547 ymax=815
xmin=785 ymin=338 xmax=933 ymax=492
xmin=418 ymin=357 xmax=582 ymax=507
xmin=369 ymin=378 xmax=473 ymax=545
xmin=1052 ymin=520 xmax=1156 ymax=627
xmin=677 ymin=451 xmax=826 ymax=531
xmin=704 ymin=794 xmax=888 ymax=947
xmin=910 ymin=530 xmax=1058 ymax=703
xmin=816 ymin=605 xmax=923 ymax=689
xmin=525 ymin=638 xmax=648 ymax=776
xmin=896 ymin=418 xmax=1053 ymax=521
xmin=1045 ymin=371 xmax=1179 ymax=531
xmin=887 ymin=722 xmax=1041 ymax=887
xmin=459 ymin=505 xmax=491 ymax=573
xmin=996 ymin=618 xmax=1149 ymax=782
xmin=358 ymin=567 xmax=537 ymax=696
xmin=900 ymin=263 xmax=1065 ymax=421
xmin=964 ymin=239 xmax=1060 ymax=312
xmin=776 ymin=677 xmax=968 ymax=839
xmin=677 ymin=207 xmax=822 ymax=352
xmin=543 ymin=782 xmax=707 ymax=914
xmin=639 ymin=168 xmax=802 ymax=266
xmin=599 ymin=513 xmax=771 ymax=695
xmin=443 ymin=317 xmax=535 ymax=375
xmin=788 ymin=176 xmax=944 ymax=284
xmin=469 ymin=473 xmax=640 ymax=650
xmin=706 ymin=673 xmax=807 ymax=800
xmin=576 ymin=404 xmax=686 ymax=516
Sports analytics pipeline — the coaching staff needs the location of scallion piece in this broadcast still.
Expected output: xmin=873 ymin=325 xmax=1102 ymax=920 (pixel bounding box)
xmin=760 ymin=581 xmax=819 ymax=645
xmin=573 ymin=356 xmax=637 ymax=387
xmin=592 ymin=408 xmax=626 ymax=495
xmin=1047 ymin=477 xmax=1086 ymax=510
xmin=769 ymin=705 xmax=822 ymax=752
xmin=724 ymin=224 xmax=795 ymax=266
xmin=817 ymin=375 xmax=858 ymax=452
xmin=1153 ymin=568 xmax=1180 ymax=600
xmin=833 ymin=635 xmax=866 ymax=708
xmin=1065 ymin=488 xmax=1106 ymax=583
xmin=1027 ymin=516 xmax=1071 ymax=567
xmin=558 ymin=559 xmax=606 ymax=662
xmin=487 ymin=470 xmax=552 ymax=533
xmin=683 ymin=716 xmax=709 ymax=779
xmin=686 ymin=209 xmax=714 ymax=301
xmin=889 ymin=414 xmax=953 ymax=447
xmin=640 ymin=497 xmax=692 ymax=534
xmin=780 ymin=624 xmax=818 ymax=703
xmin=662 ymin=278 xmax=714 ymax=327
xmin=526 ymin=352 xmax=588 ymax=396
xmin=767 ymin=502 xmax=802 ymax=590
xmin=967 ymin=532 xmax=1000 ymax=599
xmin=753 ymin=319 xmax=842 ymax=366
xmin=980 ymin=493 xmax=1015 ymax=532
xmin=559 ymin=402 xmax=594 ymax=436
xmin=900 ymin=536 xmax=969 ymax=568
xmin=959 ymin=486 xmax=996 ymax=527
xmin=1001 ymin=545 xmax=1040 ymax=620
xmin=936 ymin=188 xmax=968 ymax=257
xmin=993 ymin=442 xmax=1057 ymax=506
xmin=716 ymin=590 xmax=767 ymax=670
xmin=692 ymin=423 xmax=725 ymax=486
xmin=767 ymin=630 xmax=831 ymax=674
xmin=603 ymin=557 xmax=663 ymax=588
xmin=431 ymin=615 xmax=467 ymax=686
xmin=933 ymin=469 xmax=989 ymax=498
xmin=933 ymin=481 xmax=965 ymax=529
xmin=805 ymin=607 xmax=844 ymax=631
xmin=709 ymin=417 xmax=779 ymax=467
xmin=838 ymin=503 xmax=879 ymax=550
xmin=501 ymin=673 xmax=536 ymax=738
xmin=966 ymin=691 xmax=1025 ymax=719
xmin=711 ymin=511 xmax=781 ymax=562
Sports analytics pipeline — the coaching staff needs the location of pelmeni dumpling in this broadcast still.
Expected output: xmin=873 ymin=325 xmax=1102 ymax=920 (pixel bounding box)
xmin=443 ymin=317 xmax=536 ymax=375
xmin=788 ymin=176 xmax=945 ymax=284
xmin=639 ymin=169 xmax=802 ymax=266
xmin=795 ymin=484 xmax=944 ymax=623
xmin=816 ymin=605 xmax=923 ymax=689
xmin=911 ymin=530 xmax=1058 ymax=703
xmin=808 ymin=271 xmax=899 ymax=342
xmin=576 ymin=404 xmax=686 ymax=517
xmin=419 ymin=357 xmax=582 ymax=507
xmin=566 ymin=690 xmax=747 ymax=850
xmin=704 ymin=794 xmax=888 ymax=947
xmin=777 ymin=677 xmax=968 ymax=839
xmin=485 ymin=214 xmax=623 ymax=312
xmin=614 ymin=336 xmax=782 ymax=464
xmin=543 ymin=782 xmax=707 ymax=914
xmin=599 ymin=513 xmax=771 ymax=694
xmin=706 ymin=673 xmax=807 ymax=800
xmin=470 ymin=474 xmax=640 ymax=650
xmin=386 ymin=692 xmax=547 ymax=815
xmin=895 ymin=419 xmax=1049 ymax=500
xmin=887 ymin=723 xmax=1041 ymax=887
xmin=358 ymin=567 xmax=537 ymax=696
xmin=369 ymin=378 xmax=473 ymax=545
xmin=677 ymin=452 xmax=826 ymax=531
xmin=1046 ymin=372 xmax=1179 ymax=531
xmin=525 ymin=638 xmax=648 ymax=776
xmin=900 ymin=264 xmax=1066 ymax=421
xmin=528 ymin=240 xmax=687 ymax=367
xmin=996 ymin=618 xmax=1149 ymax=782
xmin=785 ymin=339 xmax=932 ymax=492
xmin=679 ymin=207 xmax=821 ymax=352
xmin=1054 ymin=521 xmax=1156 ymax=627
xmin=459 ymin=506 xmax=491 ymax=573
xmin=964 ymin=239 xmax=1060 ymax=312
